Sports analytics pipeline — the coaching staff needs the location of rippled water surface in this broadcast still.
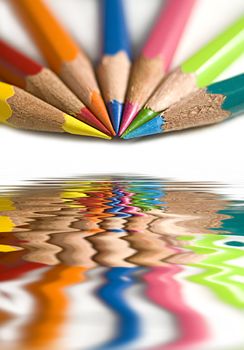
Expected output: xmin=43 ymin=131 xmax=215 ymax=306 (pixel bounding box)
xmin=0 ymin=176 xmax=243 ymax=350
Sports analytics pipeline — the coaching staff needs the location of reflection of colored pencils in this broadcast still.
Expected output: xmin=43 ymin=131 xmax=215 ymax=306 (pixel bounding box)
xmin=123 ymin=73 xmax=244 ymax=139
xmin=97 ymin=0 xmax=131 ymax=134
xmin=50 ymin=231 xmax=97 ymax=268
xmin=144 ymin=266 xmax=209 ymax=349
xmin=122 ymin=16 xmax=244 ymax=137
xmin=0 ymin=81 xmax=110 ymax=139
xmin=188 ymin=234 xmax=244 ymax=309
xmin=119 ymin=0 xmax=195 ymax=135
xmin=97 ymin=268 xmax=141 ymax=349
xmin=0 ymin=40 xmax=110 ymax=135
xmin=11 ymin=0 xmax=115 ymax=135
xmin=24 ymin=265 xmax=86 ymax=350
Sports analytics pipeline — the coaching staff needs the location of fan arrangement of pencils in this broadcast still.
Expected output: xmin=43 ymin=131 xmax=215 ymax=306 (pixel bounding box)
xmin=0 ymin=0 xmax=243 ymax=140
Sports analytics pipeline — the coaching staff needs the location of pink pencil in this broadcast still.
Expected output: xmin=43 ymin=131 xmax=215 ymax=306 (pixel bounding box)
xmin=143 ymin=266 xmax=209 ymax=349
xmin=119 ymin=0 xmax=196 ymax=135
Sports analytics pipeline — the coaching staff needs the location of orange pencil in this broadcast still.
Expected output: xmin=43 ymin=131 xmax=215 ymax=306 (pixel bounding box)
xmin=11 ymin=0 xmax=115 ymax=135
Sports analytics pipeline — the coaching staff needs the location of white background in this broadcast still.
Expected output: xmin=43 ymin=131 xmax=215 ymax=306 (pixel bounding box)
xmin=0 ymin=0 xmax=244 ymax=185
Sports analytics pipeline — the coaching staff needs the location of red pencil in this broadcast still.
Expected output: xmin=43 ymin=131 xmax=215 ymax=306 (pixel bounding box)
xmin=0 ymin=39 xmax=110 ymax=135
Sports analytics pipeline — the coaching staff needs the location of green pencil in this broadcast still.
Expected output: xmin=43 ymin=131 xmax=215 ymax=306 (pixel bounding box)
xmin=122 ymin=73 xmax=244 ymax=139
xmin=122 ymin=16 xmax=244 ymax=137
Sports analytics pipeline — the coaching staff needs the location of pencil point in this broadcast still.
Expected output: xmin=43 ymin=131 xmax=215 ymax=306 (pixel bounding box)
xmin=121 ymin=108 xmax=159 ymax=137
xmin=119 ymin=102 xmax=140 ymax=136
xmin=91 ymin=91 xmax=116 ymax=136
xmin=107 ymin=100 xmax=123 ymax=134
xmin=62 ymin=114 xmax=111 ymax=139
xmin=79 ymin=107 xmax=111 ymax=135
xmin=122 ymin=116 xmax=164 ymax=139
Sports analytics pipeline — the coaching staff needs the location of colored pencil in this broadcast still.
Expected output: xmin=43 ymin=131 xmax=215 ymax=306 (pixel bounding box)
xmin=0 ymin=81 xmax=111 ymax=139
xmin=97 ymin=0 xmax=131 ymax=134
xmin=123 ymin=73 xmax=244 ymax=139
xmin=122 ymin=16 xmax=244 ymax=137
xmin=11 ymin=0 xmax=115 ymax=135
xmin=0 ymin=40 xmax=110 ymax=135
xmin=119 ymin=0 xmax=195 ymax=135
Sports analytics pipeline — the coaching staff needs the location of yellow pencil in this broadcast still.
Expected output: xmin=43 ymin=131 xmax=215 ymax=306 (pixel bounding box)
xmin=0 ymin=81 xmax=111 ymax=139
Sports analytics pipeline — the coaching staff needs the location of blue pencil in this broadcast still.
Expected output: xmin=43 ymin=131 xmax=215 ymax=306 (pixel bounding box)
xmin=96 ymin=267 xmax=141 ymax=349
xmin=97 ymin=0 xmax=131 ymax=134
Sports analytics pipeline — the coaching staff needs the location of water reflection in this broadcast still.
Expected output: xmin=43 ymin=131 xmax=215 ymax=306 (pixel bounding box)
xmin=0 ymin=176 xmax=243 ymax=350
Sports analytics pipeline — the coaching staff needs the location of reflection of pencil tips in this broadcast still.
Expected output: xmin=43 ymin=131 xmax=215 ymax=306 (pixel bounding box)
xmin=0 ymin=216 xmax=15 ymax=232
xmin=0 ymin=244 xmax=22 ymax=252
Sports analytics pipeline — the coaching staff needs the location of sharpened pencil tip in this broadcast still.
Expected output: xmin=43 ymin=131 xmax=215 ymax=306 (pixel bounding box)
xmin=122 ymin=116 xmax=164 ymax=139
xmin=121 ymin=108 xmax=160 ymax=137
xmin=91 ymin=91 xmax=116 ymax=136
xmin=119 ymin=102 xmax=140 ymax=136
xmin=62 ymin=114 xmax=111 ymax=139
xmin=107 ymin=100 xmax=123 ymax=134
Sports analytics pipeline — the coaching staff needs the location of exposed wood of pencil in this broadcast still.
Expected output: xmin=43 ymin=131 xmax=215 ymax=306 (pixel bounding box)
xmin=162 ymin=89 xmax=230 ymax=132
xmin=146 ymin=67 xmax=198 ymax=112
xmin=0 ymin=39 xmax=80 ymax=113
xmin=97 ymin=52 xmax=131 ymax=104
xmin=62 ymin=53 xmax=100 ymax=111
xmin=1 ymin=86 xmax=71 ymax=132
xmin=125 ymin=55 xmax=165 ymax=107
xmin=0 ymin=62 xmax=85 ymax=116
xmin=26 ymin=68 xmax=86 ymax=115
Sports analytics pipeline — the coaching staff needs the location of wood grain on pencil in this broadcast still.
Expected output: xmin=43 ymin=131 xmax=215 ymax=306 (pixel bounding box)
xmin=0 ymin=82 xmax=110 ymax=139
